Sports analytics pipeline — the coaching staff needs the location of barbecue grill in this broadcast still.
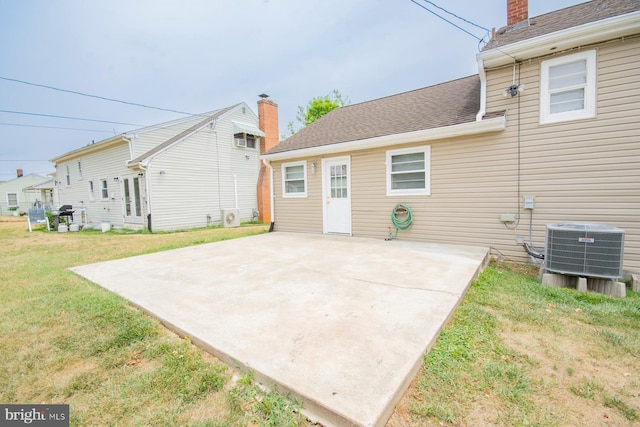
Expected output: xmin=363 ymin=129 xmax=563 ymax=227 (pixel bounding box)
xmin=53 ymin=204 xmax=75 ymax=227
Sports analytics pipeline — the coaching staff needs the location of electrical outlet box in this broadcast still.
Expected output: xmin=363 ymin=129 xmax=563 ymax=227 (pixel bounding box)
xmin=523 ymin=196 xmax=535 ymax=210
xmin=516 ymin=236 xmax=524 ymax=245
xmin=500 ymin=213 xmax=517 ymax=223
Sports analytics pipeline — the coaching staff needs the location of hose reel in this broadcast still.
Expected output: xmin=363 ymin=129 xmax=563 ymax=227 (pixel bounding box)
xmin=387 ymin=204 xmax=413 ymax=240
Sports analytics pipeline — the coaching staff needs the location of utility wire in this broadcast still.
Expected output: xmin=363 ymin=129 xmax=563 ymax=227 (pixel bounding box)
xmin=0 ymin=159 xmax=50 ymax=162
xmin=0 ymin=122 xmax=115 ymax=133
xmin=0 ymin=109 xmax=141 ymax=126
xmin=409 ymin=0 xmax=484 ymax=42
xmin=420 ymin=0 xmax=490 ymax=32
xmin=0 ymin=75 xmax=201 ymax=117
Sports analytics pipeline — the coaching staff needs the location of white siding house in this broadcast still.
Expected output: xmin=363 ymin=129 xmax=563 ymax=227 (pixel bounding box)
xmin=50 ymin=102 xmax=268 ymax=231
xmin=0 ymin=172 xmax=51 ymax=216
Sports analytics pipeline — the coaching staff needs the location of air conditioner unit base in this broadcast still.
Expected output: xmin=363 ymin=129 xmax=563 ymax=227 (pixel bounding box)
xmin=222 ymin=208 xmax=240 ymax=228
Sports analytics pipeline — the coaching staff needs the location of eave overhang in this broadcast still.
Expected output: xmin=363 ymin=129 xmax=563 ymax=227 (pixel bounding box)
xmin=478 ymin=11 xmax=640 ymax=68
xmin=261 ymin=115 xmax=506 ymax=162
xmin=50 ymin=135 xmax=129 ymax=164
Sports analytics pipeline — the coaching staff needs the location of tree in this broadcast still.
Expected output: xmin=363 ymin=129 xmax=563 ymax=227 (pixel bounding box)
xmin=286 ymin=90 xmax=348 ymax=136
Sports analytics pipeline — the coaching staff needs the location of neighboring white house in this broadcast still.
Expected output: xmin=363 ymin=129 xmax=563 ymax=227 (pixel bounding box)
xmin=0 ymin=171 xmax=51 ymax=216
xmin=50 ymin=101 xmax=272 ymax=231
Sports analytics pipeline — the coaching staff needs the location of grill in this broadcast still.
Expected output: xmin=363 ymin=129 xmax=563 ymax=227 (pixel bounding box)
xmin=53 ymin=205 xmax=75 ymax=222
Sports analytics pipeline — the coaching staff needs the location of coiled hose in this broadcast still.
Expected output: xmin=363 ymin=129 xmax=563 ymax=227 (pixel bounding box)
xmin=391 ymin=204 xmax=413 ymax=230
xmin=387 ymin=204 xmax=413 ymax=240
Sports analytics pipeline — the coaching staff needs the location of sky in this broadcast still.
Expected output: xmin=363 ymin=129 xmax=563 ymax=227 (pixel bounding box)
xmin=0 ymin=0 xmax=584 ymax=181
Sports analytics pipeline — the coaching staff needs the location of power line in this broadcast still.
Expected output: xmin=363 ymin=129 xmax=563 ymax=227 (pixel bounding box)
xmin=0 ymin=109 xmax=141 ymax=126
xmin=0 ymin=122 xmax=115 ymax=133
xmin=420 ymin=0 xmax=490 ymax=32
xmin=0 ymin=76 xmax=201 ymax=116
xmin=0 ymin=159 xmax=51 ymax=162
xmin=409 ymin=0 xmax=484 ymax=42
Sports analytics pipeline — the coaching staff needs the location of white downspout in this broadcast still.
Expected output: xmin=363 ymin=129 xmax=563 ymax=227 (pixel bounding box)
xmin=139 ymin=162 xmax=152 ymax=231
xmin=476 ymin=57 xmax=487 ymax=121
xmin=262 ymin=158 xmax=275 ymax=229
xmin=233 ymin=174 xmax=238 ymax=209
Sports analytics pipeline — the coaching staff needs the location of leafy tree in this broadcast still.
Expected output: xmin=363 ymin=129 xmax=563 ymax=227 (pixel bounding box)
xmin=286 ymin=90 xmax=348 ymax=136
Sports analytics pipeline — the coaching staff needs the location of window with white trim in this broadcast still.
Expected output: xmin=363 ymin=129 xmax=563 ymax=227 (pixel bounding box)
xmin=7 ymin=192 xmax=18 ymax=206
xmin=101 ymin=179 xmax=108 ymax=199
xmin=77 ymin=161 xmax=83 ymax=180
xmin=282 ymin=161 xmax=307 ymax=198
xmin=65 ymin=165 xmax=71 ymax=186
xmin=540 ymin=50 xmax=596 ymax=124
xmin=88 ymin=180 xmax=95 ymax=201
xmin=386 ymin=146 xmax=430 ymax=196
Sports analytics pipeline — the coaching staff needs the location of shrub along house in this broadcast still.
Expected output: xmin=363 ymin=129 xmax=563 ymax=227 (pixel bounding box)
xmin=51 ymin=98 xmax=278 ymax=231
xmin=262 ymin=0 xmax=640 ymax=274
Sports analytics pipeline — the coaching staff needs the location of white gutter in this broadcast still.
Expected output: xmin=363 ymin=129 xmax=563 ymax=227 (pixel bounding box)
xmin=138 ymin=163 xmax=152 ymax=231
xmin=479 ymin=11 xmax=640 ymax=68
xmin=262 ymin=158 xmax=275 ymax=226
xmin=476 ymin=57 xmax=488 ymax=121
xmin=261 ymin=115 xmax=506 ymax=161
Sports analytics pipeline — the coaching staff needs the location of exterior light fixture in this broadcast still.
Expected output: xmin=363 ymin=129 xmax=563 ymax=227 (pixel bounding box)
xmin=503 ymin=84 xmax=525 ymax=97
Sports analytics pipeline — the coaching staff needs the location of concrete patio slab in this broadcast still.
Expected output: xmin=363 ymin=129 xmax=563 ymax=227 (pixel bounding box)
xmin=71 ymin=232 xmax=488 ymax=427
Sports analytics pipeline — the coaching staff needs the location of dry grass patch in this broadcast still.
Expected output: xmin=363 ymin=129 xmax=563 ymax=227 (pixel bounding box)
xmin=0 ymin=219 xmax=312 ymax=426
xmin=389 ymin=261 xmax=640 ymax=427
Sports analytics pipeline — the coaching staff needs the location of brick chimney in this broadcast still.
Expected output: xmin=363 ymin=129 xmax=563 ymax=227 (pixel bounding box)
xmin=507 ymin=0 xmax=528 ymax=26
xmin=16 ymin=168 xmax=23 ymax=178
xmin=257 ymin=94 xmax=279 ymax=224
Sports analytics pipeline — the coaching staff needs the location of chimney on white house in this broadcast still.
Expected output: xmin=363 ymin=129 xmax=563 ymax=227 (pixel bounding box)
xmin=17 ymin=168 xmax=23 ymax=178
xmin=507 ymin=0 xmax=528 ymax=26
xmin=257 ymin=94 xmax=279 ymax=224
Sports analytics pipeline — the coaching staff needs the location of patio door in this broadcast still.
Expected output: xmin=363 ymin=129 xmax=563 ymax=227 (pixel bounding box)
xmin=322 ymin=156 xmax=352 ymax=235
xmin=123 ymin=176 xmax=143 ymax=225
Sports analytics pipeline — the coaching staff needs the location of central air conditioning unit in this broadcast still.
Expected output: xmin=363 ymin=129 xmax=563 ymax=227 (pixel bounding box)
xmin=545 ymin=222 xmax=625 ymax=279
xmin=222 ymin=208 xmax=240 ymax=228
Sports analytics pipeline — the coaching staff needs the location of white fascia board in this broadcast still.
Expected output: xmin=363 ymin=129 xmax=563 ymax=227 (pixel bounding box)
xmin=479 ymin=11 xmax=640 ymax=68
xmin=50 ymin=135 xmax=128 ymax=163
xmin=261 ymin=115 xmax=506 ymax=161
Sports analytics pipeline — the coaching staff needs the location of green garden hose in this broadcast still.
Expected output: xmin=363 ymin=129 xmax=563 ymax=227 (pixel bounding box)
xmin=391 ymin=204 xmax=413 ymax=230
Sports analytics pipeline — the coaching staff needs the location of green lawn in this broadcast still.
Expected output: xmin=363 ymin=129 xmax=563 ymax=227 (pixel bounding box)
xmin=1 ymin=218 xmax=639 ymax=426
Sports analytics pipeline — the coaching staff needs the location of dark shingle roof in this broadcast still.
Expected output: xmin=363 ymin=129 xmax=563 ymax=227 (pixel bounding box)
xmin=484 ymin=0 xmax=640 ymax=51
xmin=266 ymin=75 xmax=483 ymax=155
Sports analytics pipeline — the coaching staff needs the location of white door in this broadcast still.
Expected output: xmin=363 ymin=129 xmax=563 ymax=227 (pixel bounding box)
xmin=123 ymin=176 xmax=143 ymax=225
xmin=322 ymin=156 xmax=352 ymax=235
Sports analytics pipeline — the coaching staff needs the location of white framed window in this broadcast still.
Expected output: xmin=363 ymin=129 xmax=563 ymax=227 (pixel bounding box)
xmin=540 ymin=50 xmax=596 ymax=124
xmin=282 ymin=161 xmax=307 ymax=198
xmin=77 ymin=161 xmax=83 ymax=180
xmin=65 ymin=165 xmax=71 ymax=186
xmin=7 ymin=192 xmax=18 ymax=206
xmin=101 ymin=179 xmax=108 ymax=199
xmin=386 ymin=145 xmax=431 ymax=196
xmin=88 ymin=180 xmax=95 ymax=201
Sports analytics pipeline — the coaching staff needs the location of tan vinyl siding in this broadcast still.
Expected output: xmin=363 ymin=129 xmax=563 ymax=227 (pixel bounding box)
xmin=271 ymin=37 xmax=640 ymax=273
xmin=272 ymin=156 xmax=323 ymax=233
